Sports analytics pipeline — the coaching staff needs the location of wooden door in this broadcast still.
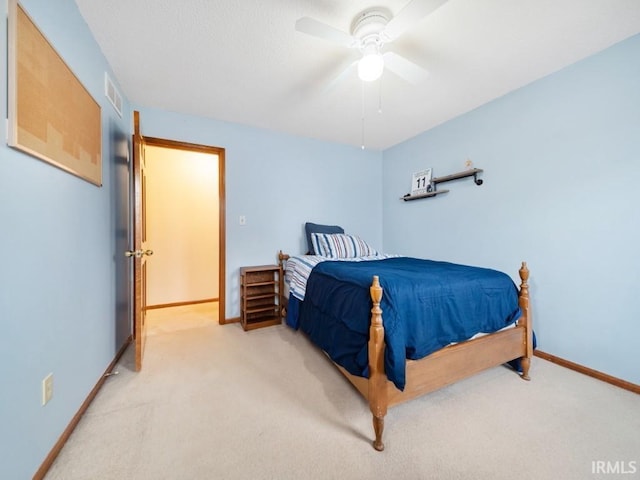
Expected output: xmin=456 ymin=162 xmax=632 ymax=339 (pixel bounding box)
xmin=129 ymin=110 xmax=152 ymax=371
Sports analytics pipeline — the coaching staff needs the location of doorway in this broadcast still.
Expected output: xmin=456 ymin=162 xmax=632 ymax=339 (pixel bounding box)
xmin=143 ymin=136 xmax=226 ymax=325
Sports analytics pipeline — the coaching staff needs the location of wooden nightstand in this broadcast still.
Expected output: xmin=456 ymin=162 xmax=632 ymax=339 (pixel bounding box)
xmin=240 ymin=265 xmax=283 ymax=331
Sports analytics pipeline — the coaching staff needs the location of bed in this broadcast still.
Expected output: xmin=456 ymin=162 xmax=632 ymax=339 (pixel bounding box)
xmin=278 ymin=226 xmax=534 ymax=451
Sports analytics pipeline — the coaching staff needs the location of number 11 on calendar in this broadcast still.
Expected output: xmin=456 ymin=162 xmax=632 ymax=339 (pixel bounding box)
xmin=410 ymin=168 xmax=433 ymax=196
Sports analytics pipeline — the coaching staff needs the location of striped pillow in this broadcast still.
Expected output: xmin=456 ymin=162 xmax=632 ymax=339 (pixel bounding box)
xmin=311 ymin=233 xmax=378 ymax=258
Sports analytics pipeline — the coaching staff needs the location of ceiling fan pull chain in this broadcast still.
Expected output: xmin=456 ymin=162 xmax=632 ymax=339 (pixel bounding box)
xmin=378 ymin=76 xmax=383 ymax=114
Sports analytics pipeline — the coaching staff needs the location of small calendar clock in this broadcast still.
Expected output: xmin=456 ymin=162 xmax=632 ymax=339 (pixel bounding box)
xmin=410 ymin=168 xmax=433 ymax=196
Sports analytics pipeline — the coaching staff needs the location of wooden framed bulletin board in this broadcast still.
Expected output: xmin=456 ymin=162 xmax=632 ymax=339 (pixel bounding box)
xmin=7 ymin=0 xmax=102 ymax=186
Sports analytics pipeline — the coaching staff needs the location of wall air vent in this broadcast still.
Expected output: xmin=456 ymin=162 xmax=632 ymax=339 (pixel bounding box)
xmin=104 ymin=72 xmax=123 ymax=117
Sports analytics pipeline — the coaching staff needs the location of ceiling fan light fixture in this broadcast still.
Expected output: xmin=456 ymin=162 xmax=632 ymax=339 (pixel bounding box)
xmin=358 ymin=51 xmax=384 ymax=82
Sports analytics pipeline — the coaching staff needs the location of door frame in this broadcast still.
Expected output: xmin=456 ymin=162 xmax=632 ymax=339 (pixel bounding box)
xmin=142 ymin=136 xmax=227 ymax=325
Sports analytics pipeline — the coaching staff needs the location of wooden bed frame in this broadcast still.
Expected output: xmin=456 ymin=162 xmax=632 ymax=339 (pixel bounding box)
xmin=278 ymin=252 xmax=533 ymax=451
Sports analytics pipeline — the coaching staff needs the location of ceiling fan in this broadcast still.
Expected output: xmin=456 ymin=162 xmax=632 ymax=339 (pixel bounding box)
xmin=295 ymin=0 xmax=448 ymax=86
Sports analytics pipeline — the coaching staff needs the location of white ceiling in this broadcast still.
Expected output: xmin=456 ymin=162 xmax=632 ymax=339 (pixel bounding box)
xmin=74 ymin=0 xmax=640 ymax=150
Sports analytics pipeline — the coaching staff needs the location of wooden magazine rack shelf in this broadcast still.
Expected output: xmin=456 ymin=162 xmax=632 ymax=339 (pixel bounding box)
xmin=402 ymin=168 xmax=483 ymax=202
xmin=240 ymin=265 xmax=283 ymax=331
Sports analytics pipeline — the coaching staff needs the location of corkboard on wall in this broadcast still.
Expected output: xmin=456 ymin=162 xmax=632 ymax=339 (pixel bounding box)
xmin=7 ymin=0 xmax=102 ymax=186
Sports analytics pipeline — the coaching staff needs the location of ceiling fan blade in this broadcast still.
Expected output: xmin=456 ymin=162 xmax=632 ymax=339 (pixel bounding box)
xmin=383 ymin=0 xmax=448 ymax=41
xmin=323 ymin=60 xmax=359 ymax=93
xmin=295 ymin=17 xmax=358 ymax=48
xmin=382 ymin=52 xmax=429 ymax=85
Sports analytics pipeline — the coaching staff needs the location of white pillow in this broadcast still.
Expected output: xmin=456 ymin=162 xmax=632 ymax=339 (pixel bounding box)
xmin=311 ymin=233 xmax=378 ymax=258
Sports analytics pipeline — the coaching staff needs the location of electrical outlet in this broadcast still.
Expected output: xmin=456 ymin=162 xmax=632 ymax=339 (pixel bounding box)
xmin=42 ymin=373 xmax=53 ymax=406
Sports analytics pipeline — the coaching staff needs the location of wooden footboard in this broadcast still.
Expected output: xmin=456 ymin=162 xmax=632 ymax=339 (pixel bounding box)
xmin=277 ymin=252 xmax=533 ymax=452
xmin=364 ymin=262 xmax=533 ymax=451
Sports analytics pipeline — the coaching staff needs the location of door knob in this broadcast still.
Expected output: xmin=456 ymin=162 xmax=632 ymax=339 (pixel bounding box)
xmin=125 ymin=249 xmax=154 ymax=258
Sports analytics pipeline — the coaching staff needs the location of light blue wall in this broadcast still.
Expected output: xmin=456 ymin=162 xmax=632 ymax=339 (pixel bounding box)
xmin=1 ymin=0 xmax=636 ymax=476
xmin=0 ymin=1 xmax=131 ymax=478
xmin=383 ymin=34 xmax=640 ymax=385
xmin=133 ymin=106 xmax=383 ymax=318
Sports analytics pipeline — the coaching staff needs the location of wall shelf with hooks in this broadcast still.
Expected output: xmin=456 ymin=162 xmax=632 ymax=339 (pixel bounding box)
xmin=401 ymin=168 xmax=483 ymax=202
xmin=433 ymin=168 xmax=483 ymax=187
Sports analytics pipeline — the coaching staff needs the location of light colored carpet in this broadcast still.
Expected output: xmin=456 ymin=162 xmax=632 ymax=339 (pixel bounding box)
xmin=44 ymin=304 xmax=640 ymax=480
xmin=145 ymin=303 xmax=218 ymax=336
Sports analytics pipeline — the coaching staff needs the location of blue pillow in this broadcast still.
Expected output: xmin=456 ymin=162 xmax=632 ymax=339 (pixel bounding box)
xmin=305 ymin=222 xmax=344 ymax=255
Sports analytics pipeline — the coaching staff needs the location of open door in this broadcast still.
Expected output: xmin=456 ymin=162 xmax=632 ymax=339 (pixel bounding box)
xmin=127 ymin=111 xmax=153 ymax=371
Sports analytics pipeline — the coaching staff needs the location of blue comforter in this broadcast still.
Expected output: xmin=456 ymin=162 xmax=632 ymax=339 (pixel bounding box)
xmin=296 ymin=257 xmax=521 ymax=390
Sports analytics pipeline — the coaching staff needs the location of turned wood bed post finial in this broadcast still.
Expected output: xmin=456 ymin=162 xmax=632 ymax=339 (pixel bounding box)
xmin=369 ymin=275 xmax=387 ymax=451
xmin=370 ymin=276 xmax=383 ymax=318
xmin=278 ymin=250 xmax=289 ymax=269
xmin=519 ymin=262 xmax=529 ymax=291
xmin=518 ymin=261 xmax=533 ymax=381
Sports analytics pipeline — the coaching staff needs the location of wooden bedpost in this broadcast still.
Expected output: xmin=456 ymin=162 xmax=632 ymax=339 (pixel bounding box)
xmin=278 ymin=250 xmax=289 ymax=269
xmin=368 ymin=275 xmax=387 ymax=451
xmin=518 ymin=262 xmax=533 ymax=381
